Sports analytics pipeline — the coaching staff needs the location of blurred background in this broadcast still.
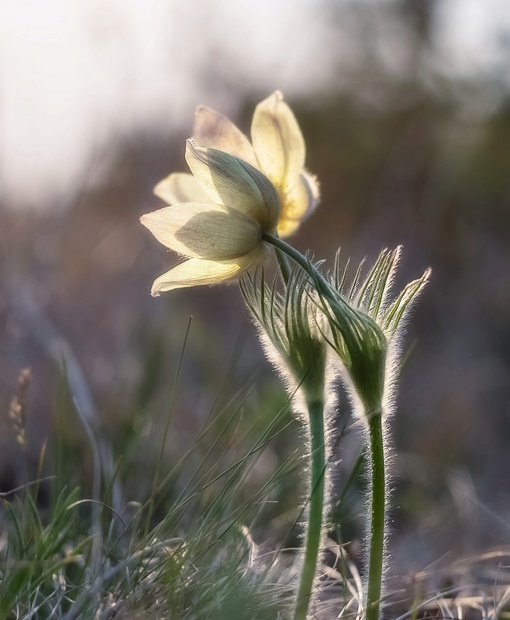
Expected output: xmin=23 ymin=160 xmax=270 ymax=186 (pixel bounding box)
xmin=1 ymin=0 xmax=510 ymax=578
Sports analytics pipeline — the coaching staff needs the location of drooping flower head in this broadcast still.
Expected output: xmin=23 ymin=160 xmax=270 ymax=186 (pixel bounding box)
xmin=141 ymin=140 xmax=280 ymax=295
xmin=155 ymin=91 xmax=319 ymax=238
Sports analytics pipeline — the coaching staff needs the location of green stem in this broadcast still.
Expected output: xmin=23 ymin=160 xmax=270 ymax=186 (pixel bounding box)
xmin=262 ymin=234 xmax=330 ymax=297
xmin=275 ymin=248 xmax=291 ymax=285
xmin=366 ymin=408 xmax=386 ymax=620
xmin=293 ymin=398 xmax=326 ymax=620
xmin=264 ymin=233 xmax=388 ymax=617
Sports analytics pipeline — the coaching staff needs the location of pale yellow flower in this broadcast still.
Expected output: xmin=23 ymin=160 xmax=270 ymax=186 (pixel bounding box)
xmin=141 ymin=140 xmax=280 ymax=295
xmin=154 ymin=91 xmax=319 ymax=238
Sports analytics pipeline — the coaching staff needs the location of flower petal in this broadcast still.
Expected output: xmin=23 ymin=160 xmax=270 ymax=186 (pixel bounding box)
xmin=141 ymin=202 xmax=261 ymax=260
xmin=251 ymin=91 xmax=305 ymax=191
xmin=276 ymin=218 xmax=301 ymax=238
xmin=150 ymin=247 xmax=265 ymax=295
xmin=194 ymin=106 xmax=258 ymax=167
xmin=276 ymin=170 xmax=320 ymax=238
xmin=185 ymin=140 xmax=279 ymax=226
xmin=154 ymin=172 xmax=210 ymax=204
xmin=300 ymin=168 xmax=320 ymax=215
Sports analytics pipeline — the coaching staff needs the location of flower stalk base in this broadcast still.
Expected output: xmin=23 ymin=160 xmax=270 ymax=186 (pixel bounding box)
xmin=365 ymin=408 xmax=386 ymax=620
xmin=293 ymin=398 xmax=326 ymax=620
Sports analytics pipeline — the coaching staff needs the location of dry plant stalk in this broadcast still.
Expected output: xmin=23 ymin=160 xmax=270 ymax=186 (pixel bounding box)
xmin=8 ymin=367 xmax=32 ymax=450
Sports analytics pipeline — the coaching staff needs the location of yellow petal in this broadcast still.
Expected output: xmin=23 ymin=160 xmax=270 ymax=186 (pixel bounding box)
xmin=140 ymin=202 xmax=261 ymax=260
xmin=300 ymin=168 xmax=320 ymax=215
xmin=280 ymin=178 xmax=309 ymax=221
xmin=150 ymin=248 xmax=265 ymax=295
xmin=194 ymin=106 xmax=258 ymax=167
xmin=154 ymin=172 xmax=209 ymax=204
xmin=276 ymin=218 xmax=301 ymax=238
xmin=276 ymin=171 xmax=320 ymax=238
xmin=251 ymin=91 xmax=305 ymax=191
xmin=185 ymin=140 xmax=279 ymax=227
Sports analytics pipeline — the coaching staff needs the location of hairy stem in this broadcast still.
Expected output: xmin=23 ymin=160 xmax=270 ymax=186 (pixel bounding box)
xmin=262 ymin=234 xmax=331 ymax=299
xmin=264 ymin=232 xmax=389 ymax=617
xmin=294 ymin=398 xmax=326 ymax=620
xmin=275 ymin=247 xmax=291 ymax=284
xmin=366 ymin=408 xmax=386 ymax=620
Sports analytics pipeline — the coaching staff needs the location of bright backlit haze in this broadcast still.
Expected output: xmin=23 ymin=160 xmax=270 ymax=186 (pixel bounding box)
xmin=1 ymin=0 xmax=510 ymax=208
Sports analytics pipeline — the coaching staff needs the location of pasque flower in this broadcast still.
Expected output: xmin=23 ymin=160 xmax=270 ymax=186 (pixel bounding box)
xmin=154 ymin=91 xmax=319 ymax=238
xmin=141 ymin=140 xmax=280 ymax=295
xmin=320 ymin=248 xmax=430 ymax=620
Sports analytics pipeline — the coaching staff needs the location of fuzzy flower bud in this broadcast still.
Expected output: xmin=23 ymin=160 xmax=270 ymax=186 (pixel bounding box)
xmin=241 ymin=267 xmax=327 ymax=403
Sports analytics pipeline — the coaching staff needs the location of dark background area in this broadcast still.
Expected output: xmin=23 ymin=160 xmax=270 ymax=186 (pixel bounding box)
xmin=1 ymin=0 xmax=509 ymax=577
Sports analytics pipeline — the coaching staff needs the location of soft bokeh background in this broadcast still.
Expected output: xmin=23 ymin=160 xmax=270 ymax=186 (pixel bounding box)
xmin=2 ymin=0 xmax=510 ymax=577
